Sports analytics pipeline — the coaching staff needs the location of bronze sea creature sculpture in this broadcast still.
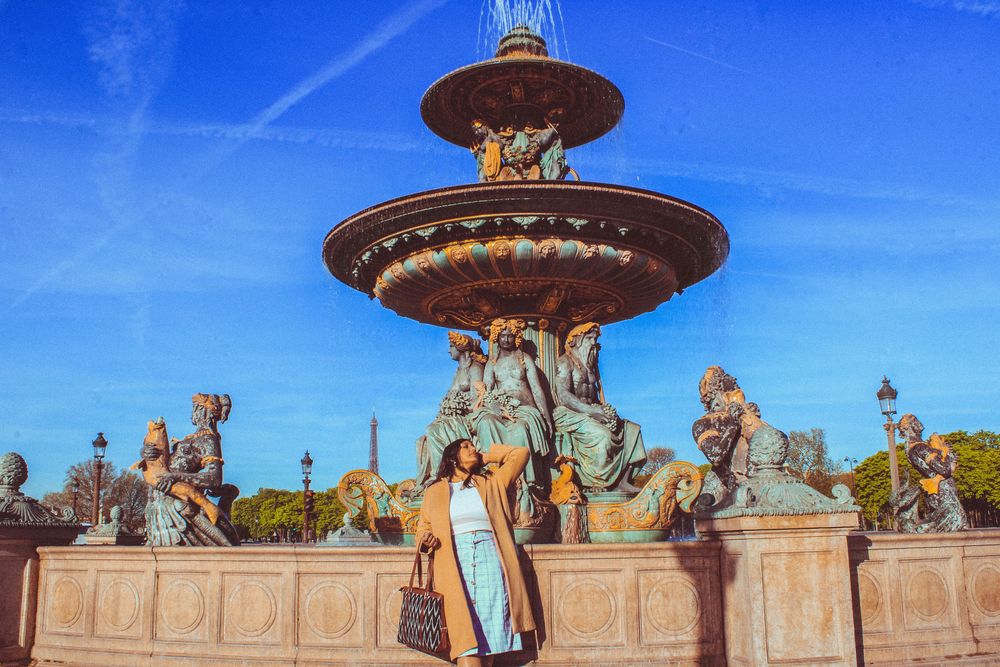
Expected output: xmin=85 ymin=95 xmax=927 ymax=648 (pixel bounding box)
xmin=140 ymin=393 xmax=240 ymax=546
xmin=889 ymin=414 xmax=968 ymax=533
xmin=132 ymin=418 xmax=222 ymax=525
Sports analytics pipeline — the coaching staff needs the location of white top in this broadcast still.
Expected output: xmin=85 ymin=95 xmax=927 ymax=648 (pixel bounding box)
xmin=449 ymin=481 xmax=493 ymax=534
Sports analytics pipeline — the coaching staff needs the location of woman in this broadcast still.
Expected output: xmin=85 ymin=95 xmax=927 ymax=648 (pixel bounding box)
xmin=415 ymin=333 xmax=487 ymax=490
xmin=415 ymin=439 xmax=535 ymax=665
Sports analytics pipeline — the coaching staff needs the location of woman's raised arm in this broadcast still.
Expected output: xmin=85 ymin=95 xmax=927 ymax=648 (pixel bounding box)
xmin=483 ymin=444 xmax=530 ymax=489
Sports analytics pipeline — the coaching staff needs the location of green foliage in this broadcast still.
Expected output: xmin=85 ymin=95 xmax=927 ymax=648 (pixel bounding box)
xmin=945 ymin=431 xmax=1000 ymax=510
xmin=854 ymin=449 xmax=917 ymax=524
xmin=232 ymin=487 xmax=354 ymax=541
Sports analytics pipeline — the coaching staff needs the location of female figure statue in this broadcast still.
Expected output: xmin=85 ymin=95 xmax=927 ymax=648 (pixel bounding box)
xmin=471 ymin=119 xmax=503 ymax=182
xmin=471 ymin=318 xmax=553 ymax=516
xmin=415 ymin=332 xmax=487 ymax=489
xmin=141 ymin=393 xmax=240 ymax=546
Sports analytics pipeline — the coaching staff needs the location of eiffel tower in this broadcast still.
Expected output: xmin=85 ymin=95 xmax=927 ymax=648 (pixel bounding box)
xmin=368 ymin=410 xmax=379 ymax=475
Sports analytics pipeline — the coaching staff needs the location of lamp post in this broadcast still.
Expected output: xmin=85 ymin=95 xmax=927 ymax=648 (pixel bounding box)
xmin=71 ymin=477 xmax=80 ymax=518
xmin=90 ymin=432 xmax=108 ymax=527
xmin=842 ymin=457 xmax=858 ymax=492
xmin=301 ymin=450 xmax=313 ymax=543
xmin=876 ymin=377 xmax=899 ymax=493
xmin=843 ymin=456 xmax=860 ymax=528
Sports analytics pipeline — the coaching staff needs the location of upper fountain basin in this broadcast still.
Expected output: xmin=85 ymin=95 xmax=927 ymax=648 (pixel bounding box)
xmin=323 ymin=181 xmax=729 ymax=331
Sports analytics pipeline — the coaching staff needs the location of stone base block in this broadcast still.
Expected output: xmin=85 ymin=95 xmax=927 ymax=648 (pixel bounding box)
xmin=697 ymin=512 xmax=860 ymax=666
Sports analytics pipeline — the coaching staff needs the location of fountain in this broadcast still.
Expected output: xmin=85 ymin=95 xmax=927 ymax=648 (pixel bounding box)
xmin=324 ymin=24 xmax=727 ymax=544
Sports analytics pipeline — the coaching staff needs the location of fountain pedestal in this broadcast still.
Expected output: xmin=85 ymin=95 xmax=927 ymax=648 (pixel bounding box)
xmin=697 ymin=512 xmax=860 ymax=666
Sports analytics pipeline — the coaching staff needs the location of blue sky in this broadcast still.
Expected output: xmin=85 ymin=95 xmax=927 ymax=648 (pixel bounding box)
xmin=2 ymin=1 xmax=998 ymax=500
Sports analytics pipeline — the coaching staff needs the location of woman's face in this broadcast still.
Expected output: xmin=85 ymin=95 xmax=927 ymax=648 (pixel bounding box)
xmin=448 ymin=343 xmax=460 ymax=360
xmin=457 ymin=440 xmax=481 ymax=471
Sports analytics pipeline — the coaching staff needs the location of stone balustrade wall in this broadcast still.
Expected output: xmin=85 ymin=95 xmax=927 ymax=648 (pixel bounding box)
xmin=850 ymin=529 xmax=1000 ymax=665
xmin=24 ymin=528 xmax=1000 ymax=666
xmin=29 ymin=541 xmax=725 ymax=667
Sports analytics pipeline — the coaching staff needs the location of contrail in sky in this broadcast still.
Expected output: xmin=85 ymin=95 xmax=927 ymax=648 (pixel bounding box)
xmin=228 ymin=0 xmax=448 ymax=154
xmin=644 ymin=36 xmax=754 ymax=75
xmin=8 ymin=0 xmax=448 ymax=311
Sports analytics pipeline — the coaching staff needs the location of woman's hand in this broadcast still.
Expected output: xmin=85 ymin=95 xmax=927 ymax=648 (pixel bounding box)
xmin=419 ymin=532 xmax=441 ymax=551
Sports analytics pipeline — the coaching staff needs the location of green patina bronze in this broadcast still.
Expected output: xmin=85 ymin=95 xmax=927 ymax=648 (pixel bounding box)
xmin=326 ymin=26 xmax=727 ymax=544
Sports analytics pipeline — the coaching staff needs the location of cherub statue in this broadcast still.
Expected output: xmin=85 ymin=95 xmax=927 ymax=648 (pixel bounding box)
xmin=691 ymin=366 xmax=747 ymax=502
xmin=890 ymin=414 xmax=968 ymax=533
xmin=140 ymin=393 xmax=240 ymax=546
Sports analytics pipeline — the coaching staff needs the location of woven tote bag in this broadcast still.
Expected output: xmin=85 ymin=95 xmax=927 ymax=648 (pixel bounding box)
xmin=397 ymin=549 xmax=449 ymax=655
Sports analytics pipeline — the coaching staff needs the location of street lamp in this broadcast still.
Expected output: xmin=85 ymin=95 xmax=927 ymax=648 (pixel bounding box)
xmin=301 ymin=450 xmax=313 ymax=543
xmin=876 ymin=377 xmax=900 ymax=493
xmin=90 ymin=432 xmax=108 ymax=527
xmin=71 ymin=477 xmax=80 ymax=518
xmin=843 ymin=457 xmax=858 ymax=487
xmin=843 ymin=456 xmax=861 ymax=528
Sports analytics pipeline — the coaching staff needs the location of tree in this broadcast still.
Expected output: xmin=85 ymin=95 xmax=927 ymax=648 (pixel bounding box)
xmin=232 ymin=487 xmax=361 ymax=542
xmin=633 ymin=447 xmax=676 ymax=486
xmin=854 ymin=450 xmax=911 ymax=528
xmin=944 ymin=430 xmax=1000 ymax=527
xmin=786 ymin=428 xmax=841 ymax=496
xmin=40 ymin=460 xmax=147 ymax=531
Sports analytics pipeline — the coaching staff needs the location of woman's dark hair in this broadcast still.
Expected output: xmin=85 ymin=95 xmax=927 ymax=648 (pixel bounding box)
xmin=436 ymin=438 xmax=489 ymax=488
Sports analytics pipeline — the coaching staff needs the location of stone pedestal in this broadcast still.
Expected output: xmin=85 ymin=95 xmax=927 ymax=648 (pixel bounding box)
xmin=0 ymin=527 xmax=79 ymax=667
xmin=697 ymin=512 xmax=860 ymax=666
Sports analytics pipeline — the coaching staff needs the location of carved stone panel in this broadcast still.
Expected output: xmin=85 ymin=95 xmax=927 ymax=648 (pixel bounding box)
xmin=375 ymin=572 xmax=409 ymax=650
xmin=43 ymin=570 xmax=87 ymax=636
xmin=854 ymin=559 xmax=892 ymax=634
xmin=220 ymin=573 xmax=283 ymax=645
xmin=968 ymin=559 xmax=1000 ymax=624
xmin=637 ymin=568 xmax=715 ymax=646
xmin=550 ymin=570 xmax=625 ymax=648
xmin=297 ymin=573 xmax=363 ymax=648
xmin=155 ymin=573 xmax=210 ymax=643
xmin=899 ymin=558 xmax=955 ymax=631
xmin=94 ymin=571 xmax=143 ymax=639
xmin=761 ymin=550 xmax=845 ymax=663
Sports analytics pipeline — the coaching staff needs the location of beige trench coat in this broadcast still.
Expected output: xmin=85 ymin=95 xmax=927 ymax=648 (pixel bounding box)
xmin=415 ymin=444 xmax=537 ymax=661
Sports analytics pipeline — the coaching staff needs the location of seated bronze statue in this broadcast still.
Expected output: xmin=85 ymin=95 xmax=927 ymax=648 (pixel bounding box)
xmin=139 ymin=393 xmax=240 ymax=546
xmin=553 ymin=322 xmax=645 ymax=492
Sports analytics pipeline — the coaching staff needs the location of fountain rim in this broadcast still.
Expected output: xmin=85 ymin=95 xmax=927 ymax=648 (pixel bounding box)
xmin=419 ymin=55 xmax=625 ymax=149
xmin=323 ymin=180 xmax=729 ymax=291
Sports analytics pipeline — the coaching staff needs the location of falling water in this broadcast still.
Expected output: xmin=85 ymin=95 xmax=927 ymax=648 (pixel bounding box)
xmin=477 ymin=0 xmax=570 ymax=60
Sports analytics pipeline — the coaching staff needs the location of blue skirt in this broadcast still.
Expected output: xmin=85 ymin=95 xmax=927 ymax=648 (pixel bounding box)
xmin=453 ymin=530 xmax=523 ymax=657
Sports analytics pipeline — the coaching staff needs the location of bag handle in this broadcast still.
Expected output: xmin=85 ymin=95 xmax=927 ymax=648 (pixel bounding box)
xmin=409 ymin=549 xmax=423 ymax=589
xmin=407 ymin=548 xmax=437 ymax=591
